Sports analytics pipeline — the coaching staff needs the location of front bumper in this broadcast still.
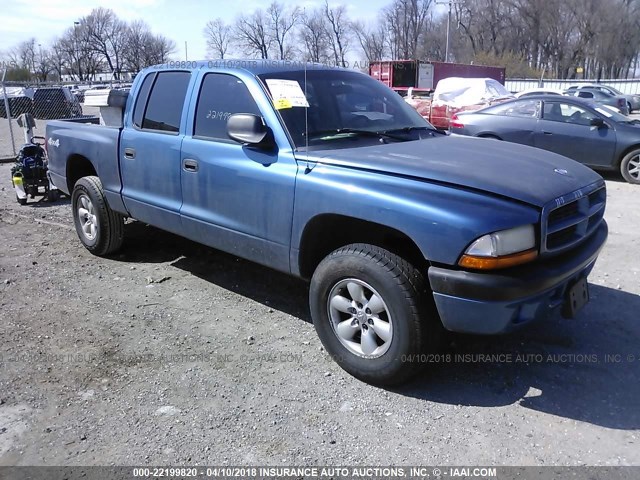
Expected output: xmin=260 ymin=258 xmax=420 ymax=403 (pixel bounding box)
xmin=428 ymin=220 xmax=608 ymax=334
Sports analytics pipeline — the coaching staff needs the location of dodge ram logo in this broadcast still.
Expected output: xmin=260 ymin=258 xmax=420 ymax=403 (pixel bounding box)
xmin=48 ymin=138 xmax=60 ymax=148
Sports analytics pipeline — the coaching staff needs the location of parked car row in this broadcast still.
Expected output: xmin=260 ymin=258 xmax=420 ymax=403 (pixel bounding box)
xmin=565 ymin=84 xmax=640 ymax=113
xmin=68 ymin=84 xmax=132 ymax=103
xmin=1 ymin=86 xmax=84 ymax=119
xmin=514 ymin=83 xmax=636 ymax=115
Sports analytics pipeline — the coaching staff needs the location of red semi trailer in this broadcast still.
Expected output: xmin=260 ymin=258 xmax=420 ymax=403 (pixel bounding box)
xmin=368 ymin=60 xmax=506 ymax=93
xmin=368 ymin=60 xmax=509 ymax=129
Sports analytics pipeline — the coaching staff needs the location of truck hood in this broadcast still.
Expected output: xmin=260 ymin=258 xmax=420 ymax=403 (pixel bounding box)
xmin=302 ymin=135 xmax=603 ymax=208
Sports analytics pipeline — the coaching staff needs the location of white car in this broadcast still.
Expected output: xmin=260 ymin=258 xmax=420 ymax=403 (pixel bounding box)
xmin=514 ymin=88 xmax=564 ymax=98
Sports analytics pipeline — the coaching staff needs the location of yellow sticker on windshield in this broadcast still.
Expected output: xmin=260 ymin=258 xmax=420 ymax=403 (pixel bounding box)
xmin=274 ymin=98 xmax=292 ymax=110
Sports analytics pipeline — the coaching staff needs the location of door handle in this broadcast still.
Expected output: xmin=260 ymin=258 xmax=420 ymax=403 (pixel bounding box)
xmin=183 ymin=159 xmax=199 ymax=172
xmin=543 ymin=131 xmax=553 ymax=135
xmin=124 ymin=148 xmax=136 ymax=159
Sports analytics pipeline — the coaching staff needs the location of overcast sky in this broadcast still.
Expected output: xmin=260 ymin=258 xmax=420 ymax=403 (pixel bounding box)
xmin=0 ymin=0 xmax=402 ymax=62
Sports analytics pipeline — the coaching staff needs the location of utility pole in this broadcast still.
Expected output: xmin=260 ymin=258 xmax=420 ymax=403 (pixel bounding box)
xmin=38 ymin=43 xmax=43 ymax=82
xmin=73 ymin=21 xmax=81 ymax=81
xmin=436 ymin=0 xmax=462 ymax=63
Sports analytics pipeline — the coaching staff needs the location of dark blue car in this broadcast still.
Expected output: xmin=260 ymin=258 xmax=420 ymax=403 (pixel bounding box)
xmin=451 ymin=94 xmax=640 ymax=184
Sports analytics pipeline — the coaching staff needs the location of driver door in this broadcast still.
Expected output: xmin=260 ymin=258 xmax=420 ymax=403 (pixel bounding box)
xmin=179 ymin=72 xmax=297 ymax=272
xmin=535 ymin=100 xmax=616 ymax=167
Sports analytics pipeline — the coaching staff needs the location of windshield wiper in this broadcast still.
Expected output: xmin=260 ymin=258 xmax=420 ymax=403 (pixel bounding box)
xmin=303 ymin=128 xmax=408 ymax=141
xmin=384 ymin=126 xmax=444 ymax=135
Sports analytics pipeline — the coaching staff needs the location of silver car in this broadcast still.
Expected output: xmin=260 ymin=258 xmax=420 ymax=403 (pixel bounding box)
xmin=564 ymin=85 xmax=640 ymax=115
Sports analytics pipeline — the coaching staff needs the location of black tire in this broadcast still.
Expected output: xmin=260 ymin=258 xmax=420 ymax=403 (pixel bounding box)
xmin=627 ymin=102 xmax=633 ymax=114
xmin=309 ymin=243 xmax=444 ymax=386
xmin=47 ymin=189 xmax=60 ymax=202
xmin=620 ymin=149 xmax=640 ymax=184
xmin=16 ymin=195 xmax=27 ymax=206
xmin=71 ymin=176 xmax=124 ymax=255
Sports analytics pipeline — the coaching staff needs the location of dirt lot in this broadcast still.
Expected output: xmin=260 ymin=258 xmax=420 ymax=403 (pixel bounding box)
xmin=0 ymin=164 xmax=639 ymax=467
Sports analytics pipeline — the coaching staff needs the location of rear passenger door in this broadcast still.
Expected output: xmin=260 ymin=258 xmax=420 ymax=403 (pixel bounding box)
xmin=120 ymin=71 xmax=193 ymax=233
xmin=179 ymin=72 xmax=297 ymax=271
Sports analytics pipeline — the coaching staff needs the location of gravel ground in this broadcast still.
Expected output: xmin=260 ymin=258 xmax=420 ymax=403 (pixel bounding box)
xmin=0 ymin=163 xmax=639 ymax=467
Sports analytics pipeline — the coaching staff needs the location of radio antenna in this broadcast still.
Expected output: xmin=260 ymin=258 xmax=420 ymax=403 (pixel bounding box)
xmin=302 ymin=7 xmax=311 ymax=173
xmin=304 ymin=14 xmax=310 ymax=171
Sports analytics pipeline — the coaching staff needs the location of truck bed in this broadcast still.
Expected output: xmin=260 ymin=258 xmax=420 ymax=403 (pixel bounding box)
xmin=46 ymin=118 xmax=121 ymax=198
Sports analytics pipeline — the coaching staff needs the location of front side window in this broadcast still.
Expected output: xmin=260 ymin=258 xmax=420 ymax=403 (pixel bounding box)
xmin=141 ymin=71 xmax=191 ymax=133
xmin=543 ymin=102 xmax=597 ymax=126
xmin=193 ymin=73 xmax=261 ymax=140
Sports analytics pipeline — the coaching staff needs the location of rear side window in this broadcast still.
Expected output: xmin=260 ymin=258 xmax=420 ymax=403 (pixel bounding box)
xmin=132 ymin=73 xmax=155 ymax=128
xmin=142 ymin=71 xmax=191 ymax=133
xmin=193 ymin=73 xmax=261 ymax=141
xmin=486 ymin=99 xmax=540 ymax=118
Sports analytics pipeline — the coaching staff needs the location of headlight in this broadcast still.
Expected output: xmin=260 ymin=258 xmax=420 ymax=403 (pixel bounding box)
xmin=459 ymin=225 xmax=537 ymax=270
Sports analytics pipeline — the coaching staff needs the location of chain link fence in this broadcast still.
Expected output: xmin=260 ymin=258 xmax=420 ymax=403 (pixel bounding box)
xmin=0 ymin=77 xmax=118 ymax=162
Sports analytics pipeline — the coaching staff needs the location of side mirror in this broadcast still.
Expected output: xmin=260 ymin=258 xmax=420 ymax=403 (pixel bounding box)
xmin=227 ymin=113 xmax=273 ymax=147
xmin=590 ymin=117 xmax=606 ymax=128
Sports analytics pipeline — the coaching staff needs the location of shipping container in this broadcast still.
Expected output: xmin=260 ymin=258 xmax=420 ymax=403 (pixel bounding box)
xmin=369 ymin=60 xmax=506 ymax=92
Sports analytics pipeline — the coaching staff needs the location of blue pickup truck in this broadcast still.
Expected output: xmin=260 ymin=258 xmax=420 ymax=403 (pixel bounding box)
xmin=46 ymin=60 xmax=608 ymax=385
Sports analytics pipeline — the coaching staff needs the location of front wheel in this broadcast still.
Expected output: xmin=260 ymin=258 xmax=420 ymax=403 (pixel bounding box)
xmin=620 ymin=149 xmax=640 ymax=184
xmin=309 ymin=243 xmax=444 ymax=385
xmin=71 ymin=176 xmax=125 ymax=255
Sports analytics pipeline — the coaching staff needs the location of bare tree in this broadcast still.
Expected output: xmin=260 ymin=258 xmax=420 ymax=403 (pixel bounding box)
xmin=235 ymin=10 xmax=272 ymax=59
xmin=121 ymin=20 xmax=174 ymax=71
xmin=145 ymin=34 xmax=176 ymax=65
xmin=52 ymin=28 xmax=87 ymax=81
xmin=384 ymin=0 xmax=433 ymax=60
xmin=8 ymin=39 xmax=37 ymax=74
xmin=7 ymin=0 xmax=640 ymax=83
xmin=353 ymin=20 xmax=387 ymax=62
xmin=323 ymin=1 xmax=351 ymax=67
xmin=204 ymin=18 xmax=232 ymax=59
xmin=123 ymin=20 xmax=151 ymax=72
xmin=298 ymin=8 xmax=331 ymax=63
xmin=49 ymin=40 xmax=68 ymax=81
xmin=83 ymin=8 xmax=128 ymax=79
xmin=267 ymin=2 xmax=301 ymax=60
xmin=34 ymin=46 xmax=52 ymax=82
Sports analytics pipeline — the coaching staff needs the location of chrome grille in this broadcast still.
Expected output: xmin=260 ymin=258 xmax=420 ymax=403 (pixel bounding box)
xmin=543 ymin=184 xmax=606 ymax=254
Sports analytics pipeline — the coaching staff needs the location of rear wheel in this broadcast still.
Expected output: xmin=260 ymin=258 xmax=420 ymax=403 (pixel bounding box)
xmin=309 ymin=243 xmax=444 ymax=385
xmin=620 ymin=149 xmax=640 ymax=184
xmin=71 ymin=176 xmax=124 ymax=255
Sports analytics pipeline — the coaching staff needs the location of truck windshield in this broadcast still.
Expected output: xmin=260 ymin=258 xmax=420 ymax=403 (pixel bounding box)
xmin=258 ymin=69 xmax=433 ymax=148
